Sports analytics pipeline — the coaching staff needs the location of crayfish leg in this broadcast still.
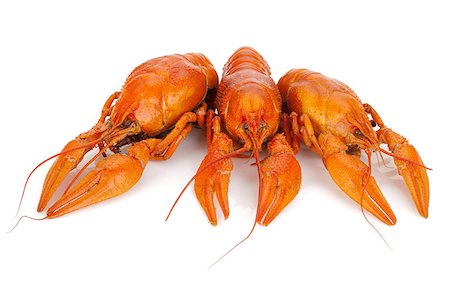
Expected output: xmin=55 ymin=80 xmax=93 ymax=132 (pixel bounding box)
xmin=150 ymin=108 xmax=207 ymax=160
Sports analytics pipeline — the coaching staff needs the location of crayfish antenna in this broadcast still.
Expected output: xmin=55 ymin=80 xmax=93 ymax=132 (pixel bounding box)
xmin=379 ymin=147 xmax=431 ymax=170
xmin=359 ymin=202 xmax=392 ymax=249
xmin=209 ymin=220 xmax=258 ymax=268
xmin=7 ymin=215 xmax=47 ymax=234
xmin=14 ymin=138 xmax=103 ymax=218
xmin=375 ymin=150 xmax=392 ymax=169
xmin=165 ymin=147 xmax=248 ymax=222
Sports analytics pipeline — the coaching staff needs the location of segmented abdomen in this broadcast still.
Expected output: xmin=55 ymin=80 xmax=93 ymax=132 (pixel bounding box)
xmin=222 ymin=46 xmax=271 ymax=76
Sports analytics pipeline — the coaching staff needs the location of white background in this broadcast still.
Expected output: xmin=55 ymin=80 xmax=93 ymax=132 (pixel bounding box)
xmin=0 ymin=0 xmax=448 ymax=281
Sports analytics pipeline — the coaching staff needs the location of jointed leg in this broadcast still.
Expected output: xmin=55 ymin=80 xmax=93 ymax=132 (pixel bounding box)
xmin=205 ymin=109 xmax=215 ymax=147
xmin=281 ymin=113 xmax=297 ymax=152
xmin=151 ymin=103 xmax=208 ymax=159
xmin=298 ymin=113 xmax=323 ymax=155
xmin=98 ymin=92 xmax=120 ymax=123
xmin=286 ymin=112 xmax=322 ymax=155
xmin=195 ymin=102 xmax=208 ymax=128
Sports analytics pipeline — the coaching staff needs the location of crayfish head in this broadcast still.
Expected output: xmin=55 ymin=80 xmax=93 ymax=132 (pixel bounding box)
xmin=343 ymin=111 xmax=380 ymax=152
xmin=227 ymin=84 xmax=280 ymax=151
xmin=237 ymin=112 xmax=277 ymax=153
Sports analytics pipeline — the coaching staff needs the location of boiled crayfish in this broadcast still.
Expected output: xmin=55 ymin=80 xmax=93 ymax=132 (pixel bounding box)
xmin=20 ymin=53 xmax=218 ymax=218
xmin=278 ymin=69 xmax=429 ymax=224
xmin=169 ymin=47 xmax=302 ymax=226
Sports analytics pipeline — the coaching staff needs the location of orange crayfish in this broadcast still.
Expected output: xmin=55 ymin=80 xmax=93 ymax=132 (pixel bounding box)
xmin=168 ymin=47 xmax=302 ymax=227
xmin=17 ymin=53 xmax=218 ymax=219
xmin=278 ymin=69 xmax=430 ymax=225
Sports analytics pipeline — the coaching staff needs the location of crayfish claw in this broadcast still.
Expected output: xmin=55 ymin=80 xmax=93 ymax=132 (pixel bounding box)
xmin=194 ymin=132 xmax=234 ymax=225
xmin=38 ymin=138 xmax=95 ymax=212
xmin=320 ymin=134 xmax=397 ymax=225
xmin=47 ymin=154 xmax=144 ymax=218
xmin=257 ymin=134 xmax=301 ymax=226
xmin=195 ymin=170 xmax=232 ymax=225
xmin=378 ymin=128 xmax=430 ymax=218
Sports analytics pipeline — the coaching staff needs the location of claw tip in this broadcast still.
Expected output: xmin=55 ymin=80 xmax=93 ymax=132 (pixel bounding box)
xmin=419 ymin=209 xmax=429 ymax=219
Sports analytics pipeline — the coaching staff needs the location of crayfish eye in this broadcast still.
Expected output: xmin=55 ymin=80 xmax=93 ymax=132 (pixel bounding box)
xmin=259 ymin=122 xmax=264 ymax=130
xmin=243 ymin=123 xmax=249 ymax=132
xmin=354 ymin=129 xmax=363 ymax=138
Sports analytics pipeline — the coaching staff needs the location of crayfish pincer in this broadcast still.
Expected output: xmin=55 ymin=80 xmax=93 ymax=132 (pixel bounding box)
xmin=19 ymin=53 xmax=218 ymax=218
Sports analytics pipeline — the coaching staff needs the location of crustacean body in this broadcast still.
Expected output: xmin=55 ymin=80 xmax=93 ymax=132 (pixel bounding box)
xmin=192 ymin=47 xmax=301 ymax=226
xmin=33 ymin=53 xmax=218 ymax=218
xmin=278 ymin=69 xmax=429 ymax=224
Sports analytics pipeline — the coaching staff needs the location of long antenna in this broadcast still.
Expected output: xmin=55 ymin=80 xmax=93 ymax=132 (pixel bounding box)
xmin=379 ymin=147 xmax=431 ymax=170
xmin=209 ymin=220 xmax=257 ymax=268
xmin=360 ymin=149 xmax=392 ymax=249
xmin=7 ymin=215 xmax=48 ymax=233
